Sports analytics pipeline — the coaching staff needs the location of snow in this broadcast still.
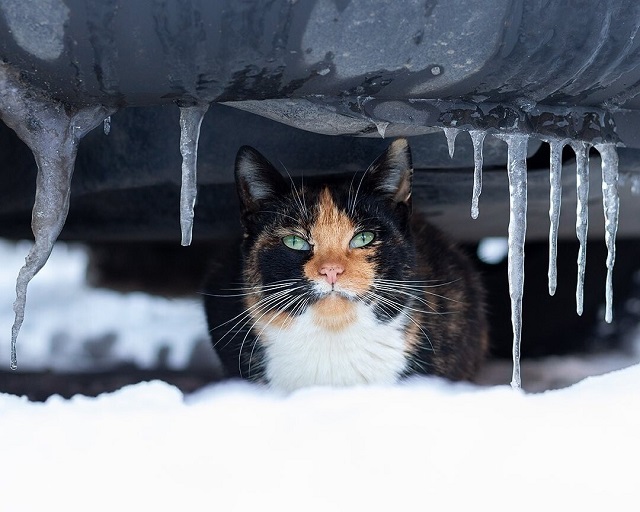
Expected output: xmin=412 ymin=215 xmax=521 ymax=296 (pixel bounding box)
xmin=0 ymin=240 xmax=209 ymax=371
xmin=1 ymin=369 xmax=639 ymax=511
xmin=477 ymin=237 xmax=508 ymax=264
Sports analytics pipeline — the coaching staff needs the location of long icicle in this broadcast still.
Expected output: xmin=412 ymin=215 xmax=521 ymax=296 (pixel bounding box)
xmin=548 ymin=140 xmax=564 ymax=296
xmin=1 ymin=62 xmax=114 ymax=369
xmin=595 ymin=143 xmax=620 ymax=323
xmin=179 ymin=103 xmax=210 ymax=246
xmin=469 ymin=130 xmax=486 ymax=219
xmin=573 ymin=141 xmax=590 ymax=316
xmin=497 ymin=133 xmax=529 ymax=390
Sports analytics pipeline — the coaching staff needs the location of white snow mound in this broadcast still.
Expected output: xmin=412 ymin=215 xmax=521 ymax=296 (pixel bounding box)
xmin=1 ymin=365 xmax=639 ymax=512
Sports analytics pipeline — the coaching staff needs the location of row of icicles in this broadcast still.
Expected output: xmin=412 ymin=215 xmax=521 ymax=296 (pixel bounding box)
xmin=438 ymin=126 xmax=619 ymax=389
xmin=7 ymin=96 xmax=620 ymax=391
xmin=7 ymin=103 xmax=209 ymax=372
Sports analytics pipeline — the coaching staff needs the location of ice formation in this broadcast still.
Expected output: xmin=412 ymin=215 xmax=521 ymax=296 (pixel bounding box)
xmin=497 ymin=134 xmax=529 ymax=389
xmin=547 ymin=140 xmax=565 ymax=296
xmin=595 ymin=143 xmax=619 ymax=324
xmin=0 ymin=62 xmax=114 ymax=369
xmin=374 ymin=120 xmax=389 ymax=139
xmin=469 ymin=130 xmax=486 ymax=219
xmin=178 ymin=103 xmax=210 ymax=246
xmin=572 ymin=142 xmax=590 ymax=316
xmin=103 ymin=115 xmax=111 ymax=135
xmin=442 ymin=127 xmax=460 ymax=158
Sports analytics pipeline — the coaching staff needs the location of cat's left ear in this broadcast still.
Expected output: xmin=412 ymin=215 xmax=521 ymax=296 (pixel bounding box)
xmin=234 ymin=145 xmax=288 ymax=215
xmin=365 ymin=138 xmax=413 ymax=207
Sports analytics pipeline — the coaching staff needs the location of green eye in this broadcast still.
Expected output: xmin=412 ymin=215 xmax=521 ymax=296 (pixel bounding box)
xmin=282 ymin=234 xmax=311 ymax=251
xmin=350 ymin=231 xmax=375 ymax=249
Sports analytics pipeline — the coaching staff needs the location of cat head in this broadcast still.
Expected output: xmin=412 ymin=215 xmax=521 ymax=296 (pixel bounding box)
xmin=233 ymin=138 xmax=416 ymax=329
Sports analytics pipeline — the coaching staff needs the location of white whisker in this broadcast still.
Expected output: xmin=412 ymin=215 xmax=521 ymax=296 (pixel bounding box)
xmin=206 ymin=280 xmax=301 ymax=298
xmin=212 ymin=285 xmax=307 ymax=345
xmin=373 ymin=281 xmax=462 ymax=305
xmin=349 ymin=168 xmax=373 ymax=215
xmin=363 ymin=291 xmax=434 ymax=352
xmin=240 ymin=290 xmax=310 ymax=377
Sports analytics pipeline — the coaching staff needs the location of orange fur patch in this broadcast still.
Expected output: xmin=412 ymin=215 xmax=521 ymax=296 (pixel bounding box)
xmin=303 ymin=188 xmax=376 ymax=295
xmin=310 ymin=295 xmax=358 ymax=332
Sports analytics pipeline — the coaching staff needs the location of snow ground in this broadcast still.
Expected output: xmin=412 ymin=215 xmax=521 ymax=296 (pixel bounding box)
xmin=1 ymin=239 xmax=639 ymax=511
xmin=2 ymin=371 xmax=639 ymax=511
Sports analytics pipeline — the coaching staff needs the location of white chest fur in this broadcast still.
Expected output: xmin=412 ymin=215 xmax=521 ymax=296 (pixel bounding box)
xmin=260 ymin=301 xmax=409 ymax=391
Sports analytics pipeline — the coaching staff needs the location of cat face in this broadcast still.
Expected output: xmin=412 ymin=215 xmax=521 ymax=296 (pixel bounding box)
xmin=231 ymin=139 xmax=425 ymax=387
xmin=235 ymin=139 xmax=416 ymax=322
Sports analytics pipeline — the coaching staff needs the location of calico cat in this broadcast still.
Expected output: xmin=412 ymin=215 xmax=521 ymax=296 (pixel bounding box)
xmin=204 ymin=138 xmax=488 ymax=391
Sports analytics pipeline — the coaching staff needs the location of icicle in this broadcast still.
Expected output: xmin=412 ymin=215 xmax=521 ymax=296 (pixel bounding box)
xmin=595 ymin=143 xmax=619 ymax=323
xmin=103 ymin=115 xmax=111 ymax=135
xmin=572 ymin=141 xmax=590 ymax=316
xmin=469 ymin=130 xmax=486 ymax=219
xmin=442 ymin=127 xmax=460 ymax=158
xmin=0 ymin=62 xmax=114 ymax=369
xmin=496 ymin=133 xmax=529 ymax=390
xmin=374 ymin=121 xmax=389 ymax=139
xmin=547 ymin=140 xmax=565 ymax=296
xmin=178 ymin=103 xmax=210 ymax=246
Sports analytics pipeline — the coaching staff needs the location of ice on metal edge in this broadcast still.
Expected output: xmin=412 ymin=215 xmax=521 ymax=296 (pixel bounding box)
xmin=595 ymin=143 xmax=619 ymax=324
xmin=103 ymin=115 xmax=111 ymax=135
xmin=442 ymin=127 xmax=460 ymax=158
xmin=572 ymin=141 xmax=590 ymax=316
xmin=374 ymin=120 xmax=389 ymax=139
xmin=547 ymin=140 xmax=565 ymax=296
xmin=469 ymin=130 xmax=486 ymax=219
xmin=495 ymin=133 xmax=529 ymax=390
xmin=179 ymin=103 xmax=210 ymax=247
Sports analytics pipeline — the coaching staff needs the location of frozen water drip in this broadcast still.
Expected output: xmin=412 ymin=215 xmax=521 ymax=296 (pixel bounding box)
xmin=179 ymin=103 xmax=210 ymax=246
xmin=469 ymin=130 xmax=486 ymax=219
xmin=0 ymin=62 xmax=114 ymax=369
xmin=442 ymin=127 xmax=460 ymax=158
xmin=495 ymin=133 xmax=529 ymax=390
xmin=595 ymin=144 xmax=620 ymax=323
xmin=572 ymin=141 xmax=590 ymax=316
xmin=374 ymin=121 xmax=389 ymax=139
xmin=547 ymin=140 xmax=565 ymax=296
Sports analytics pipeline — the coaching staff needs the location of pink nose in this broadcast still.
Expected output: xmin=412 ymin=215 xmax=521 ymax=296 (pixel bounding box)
xmin=319 ymin=263 xmax=344 ymax=285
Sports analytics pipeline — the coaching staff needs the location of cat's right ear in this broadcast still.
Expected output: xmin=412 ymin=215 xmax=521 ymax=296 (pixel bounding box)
xmin=235 ymin=146 xmax=287 ymax=215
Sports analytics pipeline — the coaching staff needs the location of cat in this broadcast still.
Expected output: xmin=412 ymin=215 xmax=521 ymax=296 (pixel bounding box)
xmin=204 ymin=138 xmax=488 ymax=391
